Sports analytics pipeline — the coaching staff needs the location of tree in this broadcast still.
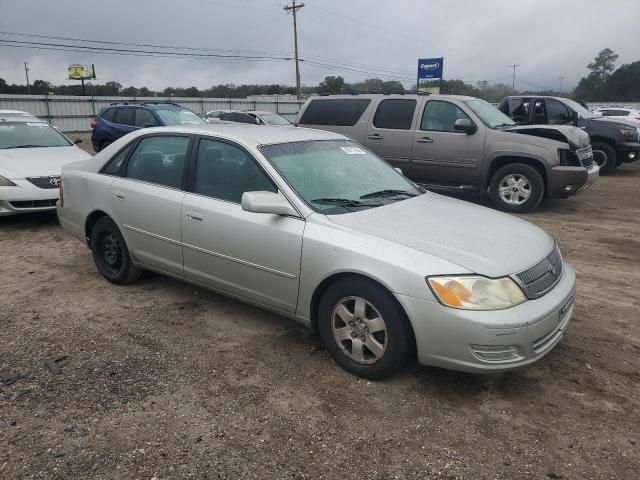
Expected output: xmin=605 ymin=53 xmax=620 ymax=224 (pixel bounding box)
xmin=587 ymin=48 xmax=618 ymax=84
xmin=104 ymin=81 xmax=123 ymax=96
xmin=121 ymin=86 xmax=139 ymax=96
xmin=138 ymin=86 xmax=152 ymax=97
xmin=318 ymin=76 xmax=345 ymax=94
xmin=606 ymin=61 xmax=640 ymax=101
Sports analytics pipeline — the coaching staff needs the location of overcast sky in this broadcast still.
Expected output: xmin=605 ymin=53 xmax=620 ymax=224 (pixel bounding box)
xmin=1 ymin=0 xmax=639 ymax=92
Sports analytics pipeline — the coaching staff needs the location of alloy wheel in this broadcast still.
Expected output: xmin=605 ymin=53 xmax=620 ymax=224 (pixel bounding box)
xmin=331 ymin=296 xmax=388 ymax=365
xmin=498 ymin=173 xmax=532 ymax=206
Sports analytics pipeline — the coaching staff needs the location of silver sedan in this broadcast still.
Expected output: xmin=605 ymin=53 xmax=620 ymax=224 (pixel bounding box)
xmin=57 ymin=124 xmax=576 ymax=379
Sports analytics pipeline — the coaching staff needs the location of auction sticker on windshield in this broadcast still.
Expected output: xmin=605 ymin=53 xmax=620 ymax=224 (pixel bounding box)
xmin=341 ymin=146 xmax=366 ymax=155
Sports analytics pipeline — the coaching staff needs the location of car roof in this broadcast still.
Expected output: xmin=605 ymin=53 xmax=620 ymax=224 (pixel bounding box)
xmin=128 ymin=124 xmax=346 ymax=146
xmin=104 ymin=102 xmax=185 ymax=110
xmin=0 ymin=110 xmax=42 ymax=123
xmin=307 ymin=94 xmax=478 ymax=101
xmin=245 ymin=110 xmax=281 ymax=115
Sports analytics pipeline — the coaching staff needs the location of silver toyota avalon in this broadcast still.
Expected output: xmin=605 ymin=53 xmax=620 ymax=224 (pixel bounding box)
xmin=57 ymin=124 xmax=576 ymax=379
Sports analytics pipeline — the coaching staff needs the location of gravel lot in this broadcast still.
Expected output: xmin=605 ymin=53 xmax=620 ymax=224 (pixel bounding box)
xmin=1 ymin=134 xmax=639 ymax=479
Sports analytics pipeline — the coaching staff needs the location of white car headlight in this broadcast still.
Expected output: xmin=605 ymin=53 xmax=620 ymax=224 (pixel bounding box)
xmin=0 ymin=175 xmax=16 ymax=187
xmin=427 ymin=275 xmax=526 ymax=310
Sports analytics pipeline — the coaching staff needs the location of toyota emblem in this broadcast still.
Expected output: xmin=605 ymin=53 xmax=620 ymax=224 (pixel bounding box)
xmin=547 ymin=262 xmax=556 ymax=276
xmin=49 ymin=177 xmax=60 ymax=187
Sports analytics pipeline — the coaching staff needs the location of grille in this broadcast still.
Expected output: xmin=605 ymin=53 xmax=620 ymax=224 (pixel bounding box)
xmin=9 ymin=199 xmax=58 ymax=209
xmin=576 ymin=146 xmax=594 ymax=169
xmin=26 ymin=176 xmax=60 ymax=189
xmin=514 ymin=245 xmax=563 ymax=299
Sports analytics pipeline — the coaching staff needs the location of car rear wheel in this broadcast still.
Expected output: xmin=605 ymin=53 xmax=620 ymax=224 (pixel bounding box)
xmin=488 ymin=163 xmax=545 ymax=213
xmin=318 ymin=277 xmax=412 ymax=380
xmin=90 ymin=217 xmax=141 ymax=284
xmin=591 ymin=142 xmax=617 ymax=175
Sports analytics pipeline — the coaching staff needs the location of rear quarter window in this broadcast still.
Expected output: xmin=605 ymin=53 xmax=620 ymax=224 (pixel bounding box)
xmin=299 ymin=99 xmax=371 ymax=126
xmin=101 ymin=108 xmax=116 ymax=122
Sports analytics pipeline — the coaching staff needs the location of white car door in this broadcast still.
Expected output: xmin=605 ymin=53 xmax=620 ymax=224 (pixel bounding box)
xmin=109 ymin=134 xmax=191 ymax=276
xmin=181 ymin=137 xmax=304 ymax=313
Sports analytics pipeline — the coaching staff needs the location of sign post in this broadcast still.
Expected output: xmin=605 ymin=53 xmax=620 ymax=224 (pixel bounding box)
xmin=417 ymin=57 xmax=444 ymax=94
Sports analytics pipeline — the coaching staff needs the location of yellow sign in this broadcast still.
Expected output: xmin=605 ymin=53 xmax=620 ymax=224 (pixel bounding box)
xmin=68 ymin=64 xmax=96 ymax=80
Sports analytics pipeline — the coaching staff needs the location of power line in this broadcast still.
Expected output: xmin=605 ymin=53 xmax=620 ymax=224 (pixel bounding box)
xmin=284 ymin=0 xmax=305 ymax=100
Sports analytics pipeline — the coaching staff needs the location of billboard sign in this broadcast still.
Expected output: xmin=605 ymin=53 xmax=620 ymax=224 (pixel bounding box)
xmin=68 ymin=64 xmax=96 ymax=80
xmin=417 ymin=58 xmax=444 ymax=80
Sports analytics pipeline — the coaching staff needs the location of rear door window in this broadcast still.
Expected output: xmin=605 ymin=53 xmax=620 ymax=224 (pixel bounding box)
xmin=533 ymin=100 xmax=547 ymax=123
xmin=299 ymin=99 xmax=371 ymax=126
xmin=101 ymin=108 xmax=116 ymax=122
xmin=508 ymin=98 xmax=530 ymax=123
xmin=114 ymin=107 xmax=136 ymax=126
xmin=372 ymin=99 xmax=417 ymax=130
xmin=125 ymin=136 xmax=190 ymax=188
xmin=420 ymin=100 xmax=471 ymax=132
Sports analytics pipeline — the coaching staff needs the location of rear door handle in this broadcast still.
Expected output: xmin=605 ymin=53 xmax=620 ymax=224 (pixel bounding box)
xmin=186 ymin=211 xmax=204 ymax=223
xmin=113 ymin=192 xmax=125 ymax=200
xmin=367 ymin=134 xmax=383 ymax=140
xmin=416 ymin=137 xmax=434 ymax=143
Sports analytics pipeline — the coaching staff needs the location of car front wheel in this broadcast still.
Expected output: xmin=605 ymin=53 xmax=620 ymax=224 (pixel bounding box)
xmin=90 ymin=216 xmax=141 ymax=284
xmin=318 ymin=277 xmax=412 ymax=380
xmin=488 ymin=163 xmax=545 ymax=213
xmin=591 ymin=142 xmax=617 ymax=175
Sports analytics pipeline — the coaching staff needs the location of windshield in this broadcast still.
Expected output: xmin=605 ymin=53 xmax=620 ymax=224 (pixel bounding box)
xmin=155 ymin=108 xmax=206 ymax=125
xmin=561 ymin=98 xmax=595 ymax=119
xmin=464 ymin=99 xmax=515 ymax=129
xmin=0 ymin=122 xmax=72 ymax=149
xmin=259 ymin=113 xmax=291 ymax=125
xmin=260 ymin=140 xmax=422 ymax=214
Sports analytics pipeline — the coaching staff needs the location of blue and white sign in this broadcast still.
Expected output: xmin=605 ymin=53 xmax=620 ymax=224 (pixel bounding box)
xmin=418 ymin=58 xmax=444 ymax=80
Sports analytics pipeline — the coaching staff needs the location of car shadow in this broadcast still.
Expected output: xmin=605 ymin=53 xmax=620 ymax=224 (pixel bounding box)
xmin=0 ymin=211 xmax=59 ymax=229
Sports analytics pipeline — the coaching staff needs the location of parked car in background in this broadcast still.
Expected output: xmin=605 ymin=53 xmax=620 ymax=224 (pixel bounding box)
xmin=0 ymin=111 xmax=91 ymax=216
xmin=218 ymin=110 xmax=291 ymax=126
xmin=592 ymin=107 xmax=640 ymax=126
xmin=57 ymin=124 xmax=576 ymax=379
xmin=499 ymin=96 xmax=640 ymax=174
xmin=296 ymin=94 xmax=598 ymax=213
xmin=91 ymin=102 xmax=206 ymax=152
xmin=203 ymin=110 xmax=233 ymax=124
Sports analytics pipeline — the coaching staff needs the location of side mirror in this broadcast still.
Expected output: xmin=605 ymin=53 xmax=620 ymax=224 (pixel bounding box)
xmin=454 ymin=118 xmax=477 ymax=134
xmin=394 ymin=167 xmax=404 ymax=175
xmin=73 ymin=138 xmax=83 ymax=144
xmin=241 ymin=191 xmax=298 ymax=216
xmin=572 ymin=110 xmax=580 ymax=122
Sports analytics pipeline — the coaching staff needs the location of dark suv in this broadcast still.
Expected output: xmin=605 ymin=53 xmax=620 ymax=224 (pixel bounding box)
xmin=499 ymin=96 xmax=640 ymax=174
xmin=91 ymin=102 xmax=206 ymax=152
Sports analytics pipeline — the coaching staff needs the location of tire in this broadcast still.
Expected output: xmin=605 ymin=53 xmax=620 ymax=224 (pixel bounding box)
xmin=90 ymin=216 xmax=141 ymax=284
xmin=317 ymin=277 xmax=412 ymax=380
xmin=591 ymin=142 xmax=617 ymax=175
xmin=488 ymin=163 xmax=545 ymax=213
xmin=98 ymin=139 xmax=112 ymax=152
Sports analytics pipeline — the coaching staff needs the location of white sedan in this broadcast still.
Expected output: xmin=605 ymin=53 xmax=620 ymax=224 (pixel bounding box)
xmin=0 ymin=111 xmax=92 ymax=216
xmin=594 ymin=107 xmax=640 ymax=125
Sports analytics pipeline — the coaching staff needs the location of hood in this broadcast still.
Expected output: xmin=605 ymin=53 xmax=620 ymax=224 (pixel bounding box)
xmin=506 ymin=124 xmax=590 ymax=150
xmin=0 ymin=146 xmax=92 ymax=179
xmin=328 ymin=193 xmax=554 ymax=277
xmin=592 ymin=116 xmax=640 ymax=129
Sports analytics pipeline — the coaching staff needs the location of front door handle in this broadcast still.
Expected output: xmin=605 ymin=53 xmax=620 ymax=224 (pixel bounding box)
xmin=113 ymin=192 xmax=125 ymax=200
xmin=368 ymin=134 xmax=383 ymax=140
xmin=416 ymin=137 xmax=434 ymax=143
xmin=186 ymin=211 xmax=204 ymax=223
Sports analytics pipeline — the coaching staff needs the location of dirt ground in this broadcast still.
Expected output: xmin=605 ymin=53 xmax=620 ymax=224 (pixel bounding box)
xmin=1 ymin=133 xmax=639 ymax=479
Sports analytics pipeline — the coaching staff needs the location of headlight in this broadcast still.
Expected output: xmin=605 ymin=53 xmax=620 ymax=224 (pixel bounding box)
xmin=427 ymin=275 xmax=526 ymax=310
xmin=620 ymin=128 xmax=637 ymax=139
xmin=0 ymin=175 xmax=16 ymax=186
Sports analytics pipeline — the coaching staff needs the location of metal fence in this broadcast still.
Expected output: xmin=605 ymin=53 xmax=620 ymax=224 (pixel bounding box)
xmin=1 ymin=94 xmax=639 ymax=132
xmin=0 ymin=94 xmax=306 ymax=132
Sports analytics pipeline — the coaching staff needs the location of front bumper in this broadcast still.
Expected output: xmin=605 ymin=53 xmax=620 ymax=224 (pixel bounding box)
xmin=0 ymin=180 xmax=59 ymax=216
xmin=615 ymin=141 xmax=640 ymax=163
xmin=397 ymin=263 xmax=576 ymax=373
xmin=548 ymin=164 xmax=599 ymax=199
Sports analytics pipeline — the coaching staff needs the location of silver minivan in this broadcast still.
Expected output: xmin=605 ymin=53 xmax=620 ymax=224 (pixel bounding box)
xmin=295 ymin=94 xmax=599 ymax=213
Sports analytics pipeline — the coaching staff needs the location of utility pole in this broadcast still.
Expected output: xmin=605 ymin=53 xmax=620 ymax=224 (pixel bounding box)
xmin=284 ymin=0 xmax=304 ymax=100
xmin=24 ymin=62 xmax=31 ymax=95
xmin=508 ymin=64 xmax=520 ymax=90
xmin=558 ymin=76 xmax=565 ymax=94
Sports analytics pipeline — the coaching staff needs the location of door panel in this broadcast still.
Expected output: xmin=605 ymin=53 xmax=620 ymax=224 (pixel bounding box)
xmin=410 ymin=99 xmax=486 ymax=185
xmin=182 ymin=195 xmax=304 ymax=312
xmin=364 ymin=98 xmax=418 ymax=169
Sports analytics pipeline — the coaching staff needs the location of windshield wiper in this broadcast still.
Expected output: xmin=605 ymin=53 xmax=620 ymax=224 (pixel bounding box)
xmin=311 ymin=197 xmax=381 ymax=208
xmin=4 ymin=144 xmax=47 ymax=149
xmin=360 ymin=189 xmax=418 ymax=200
xmin=494 ymin=123 xmax=515 ymax=129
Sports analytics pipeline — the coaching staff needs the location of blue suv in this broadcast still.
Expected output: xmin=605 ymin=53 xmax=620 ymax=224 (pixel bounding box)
xmin=91 ymin=102 xmax=206 ymax=152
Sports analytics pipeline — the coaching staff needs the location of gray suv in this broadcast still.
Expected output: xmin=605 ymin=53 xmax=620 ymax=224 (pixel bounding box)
xmin=296 ymin=94 xmax=599 ymax=213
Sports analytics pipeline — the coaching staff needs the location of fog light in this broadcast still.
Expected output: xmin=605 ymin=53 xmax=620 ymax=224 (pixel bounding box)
xmin=629 ymin=152 xmax=636 ymax=160
xmin=564 ymin=185 xmax=574 ymax=192
xmin=470 ymin=344 xmax=524 ymax=363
